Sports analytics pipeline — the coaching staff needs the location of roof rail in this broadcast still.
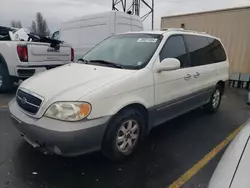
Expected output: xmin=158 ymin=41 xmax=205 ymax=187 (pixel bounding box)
xmin=161 ymin=28 xmax=208 ymax=34
xmin=161 ymin=28 xmax=185 ymax=31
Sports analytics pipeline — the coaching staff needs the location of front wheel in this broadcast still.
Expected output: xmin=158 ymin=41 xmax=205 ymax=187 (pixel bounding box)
xmin=203 ymin=86 xmax=222 ymax=113
xmin=102 ymin=108 xmax=146 ymax=161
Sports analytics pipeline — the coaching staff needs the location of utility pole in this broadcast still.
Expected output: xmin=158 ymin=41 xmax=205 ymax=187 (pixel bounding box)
xmin=133 ymin=0 xmax=140 ymax=16
xmin=112 ymin=0 xmax=126 ymax=12
xmin=112 ymin=0 xmax=154 ymax=30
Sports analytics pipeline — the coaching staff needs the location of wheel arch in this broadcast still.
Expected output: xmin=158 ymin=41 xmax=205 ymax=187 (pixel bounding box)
xmin=108 ymin=102 xmax=150 ymax=133
xmin=216 ymin=80 xmax=225 ymax=94
xmin=119 ymin=103 xmax=148 ymax=126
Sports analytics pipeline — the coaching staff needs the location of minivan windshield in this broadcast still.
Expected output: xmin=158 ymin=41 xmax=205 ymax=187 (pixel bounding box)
xmin=81 ymin=34 xmax=163 ymax=69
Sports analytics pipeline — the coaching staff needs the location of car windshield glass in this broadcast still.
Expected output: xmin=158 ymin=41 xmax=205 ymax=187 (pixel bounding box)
xmin=81 ymin=34 xmax=163 ymax=69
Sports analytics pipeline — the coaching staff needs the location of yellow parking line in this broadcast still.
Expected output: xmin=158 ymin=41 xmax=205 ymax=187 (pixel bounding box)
xmin=169 ymin=125 xmax=244 ymax=188
xmin=0 ymin=105 xmax=8 ymax=108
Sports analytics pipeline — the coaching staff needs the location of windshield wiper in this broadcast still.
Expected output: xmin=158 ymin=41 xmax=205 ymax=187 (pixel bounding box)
xmin=89 ymin=60 xmax=123 ymax=69
xmin=77 ymin=58 xmax=89 ymax=63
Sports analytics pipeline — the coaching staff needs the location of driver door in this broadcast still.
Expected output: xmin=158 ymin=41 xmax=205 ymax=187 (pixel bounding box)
xmin=153 ymin=35 xmax=196 ymax=126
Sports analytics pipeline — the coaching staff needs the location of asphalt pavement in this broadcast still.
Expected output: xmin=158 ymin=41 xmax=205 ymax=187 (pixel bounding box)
xmin=0 ymin=88 xmax=250 ymax=188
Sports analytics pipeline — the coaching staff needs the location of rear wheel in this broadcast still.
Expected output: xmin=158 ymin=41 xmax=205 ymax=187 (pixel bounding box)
xmin=203 ymin=86 xmax=222 ymax=113
xmin=102 ymin=108 xmax=146 ymax=161
xmin=0 ymin=64 xmax=14 ymax=93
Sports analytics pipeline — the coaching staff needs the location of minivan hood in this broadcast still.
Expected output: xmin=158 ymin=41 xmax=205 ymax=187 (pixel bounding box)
xmin=20 ymin=63 xmax=136 ymax=102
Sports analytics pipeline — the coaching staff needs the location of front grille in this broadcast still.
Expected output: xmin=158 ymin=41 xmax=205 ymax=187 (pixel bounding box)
xmin=16 ymin=89 xmax=43 ymax=114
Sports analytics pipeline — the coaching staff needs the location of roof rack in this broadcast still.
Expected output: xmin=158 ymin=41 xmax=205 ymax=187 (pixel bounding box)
xmin=161 ymin=28 xmax=208 ymax=34
xmin=161 ymin=28 xmax=184 ymax=31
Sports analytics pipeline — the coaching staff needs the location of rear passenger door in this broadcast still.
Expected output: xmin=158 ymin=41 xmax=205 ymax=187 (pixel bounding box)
xmin=184 ymin=34 xmax=214 ymax=94
xmin=184 ymin=34 xmax=227 ymax=95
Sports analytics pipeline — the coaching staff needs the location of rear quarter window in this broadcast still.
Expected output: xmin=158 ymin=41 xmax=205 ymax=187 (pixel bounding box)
xmin=207 ymin=38 xmax=227 ymax=63
xmin=184 ymin=35 xmax=226 ymax=67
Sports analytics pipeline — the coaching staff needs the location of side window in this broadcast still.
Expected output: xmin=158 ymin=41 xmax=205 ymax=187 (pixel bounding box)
xmin=184 ymin=35 xmax=213 ymax=67
xmin=160 ymin=35 xmax=189 ymax=68
xmin=207 ymin=38 xmax=227 ymax=63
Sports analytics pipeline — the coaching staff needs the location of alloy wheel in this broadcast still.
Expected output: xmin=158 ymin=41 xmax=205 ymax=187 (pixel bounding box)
xmin=212 ymin=89 xmax=220 ymax=108
xmin=116 ymin=119 xmax=140 ymax=154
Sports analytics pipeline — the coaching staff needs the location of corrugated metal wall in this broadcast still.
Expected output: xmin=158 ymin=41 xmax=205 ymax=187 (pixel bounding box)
xmin=161 ymin=7 xmax=250 ymax=73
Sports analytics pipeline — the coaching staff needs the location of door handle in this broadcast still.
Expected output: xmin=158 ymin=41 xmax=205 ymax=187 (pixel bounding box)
xmin=194 ymin=72 xmax=200 ymax=78
xmin=184 ymin=73 xmax=191 ymax=80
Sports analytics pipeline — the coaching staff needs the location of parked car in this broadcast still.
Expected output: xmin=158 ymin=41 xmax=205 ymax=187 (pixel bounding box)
xmin=0 ymin=26 xmax=73 ymax=93
xmin=9 ymin=29 xmax=229 ymax=161
xmin=52 ymin=11 xmax=143 ymax=60
xmin=208 ymin=121 xmax=250 ymax=188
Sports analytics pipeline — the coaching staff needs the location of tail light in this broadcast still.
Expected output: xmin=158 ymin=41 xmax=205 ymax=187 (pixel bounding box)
xmin=17 ymin=45 xmax=28 ymax=62
xmin=71 ymin=48 xmax=74 ymax=61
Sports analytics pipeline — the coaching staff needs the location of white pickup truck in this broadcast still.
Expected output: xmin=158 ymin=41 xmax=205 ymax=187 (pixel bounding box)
xmin=0 ymin=26 xmax=73 ymax=93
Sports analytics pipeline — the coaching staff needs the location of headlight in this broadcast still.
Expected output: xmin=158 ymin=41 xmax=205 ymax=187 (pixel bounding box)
xmin=44 ymin=102 xmax=91 ymax=121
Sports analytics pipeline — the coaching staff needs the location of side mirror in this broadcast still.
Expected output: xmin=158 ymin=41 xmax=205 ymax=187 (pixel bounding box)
xmin=157 ymin=58 xmax=181 ymax=72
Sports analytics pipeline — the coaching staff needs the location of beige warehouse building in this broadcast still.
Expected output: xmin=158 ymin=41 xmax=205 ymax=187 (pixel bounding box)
xmin=161 ymin=6 xmax=250 ymax=74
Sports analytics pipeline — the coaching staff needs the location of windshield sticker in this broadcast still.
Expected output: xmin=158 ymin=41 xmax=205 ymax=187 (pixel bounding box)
xmin=137 ymin=38 xmax=158 ymax=43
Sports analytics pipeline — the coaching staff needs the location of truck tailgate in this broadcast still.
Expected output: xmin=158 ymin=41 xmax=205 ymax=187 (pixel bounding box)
xmin=27 ymin=43 xmax=71 ymax=62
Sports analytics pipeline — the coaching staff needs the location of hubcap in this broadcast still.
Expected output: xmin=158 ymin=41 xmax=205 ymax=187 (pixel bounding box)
xmin=0 ymin=74 xmax=3 ymax=89
xmin=116 ymin=120 xmax=140 ymax=153
xmin=212 ymin=89 xmax=220 ymax=108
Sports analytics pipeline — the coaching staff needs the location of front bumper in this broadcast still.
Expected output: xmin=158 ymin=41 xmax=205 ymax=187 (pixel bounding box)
xmin=9 ymin=99 xmax=110 ymax=156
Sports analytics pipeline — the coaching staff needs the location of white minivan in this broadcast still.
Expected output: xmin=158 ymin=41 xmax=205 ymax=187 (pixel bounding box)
xmin=52 ymin=11 xmax=143 ymax=60
xmin=9 ymin=29 xmax=229 ymax=161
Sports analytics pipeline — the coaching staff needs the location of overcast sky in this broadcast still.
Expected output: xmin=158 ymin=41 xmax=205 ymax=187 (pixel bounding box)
xmin=1 ymin=0 xmax=250 ymax=32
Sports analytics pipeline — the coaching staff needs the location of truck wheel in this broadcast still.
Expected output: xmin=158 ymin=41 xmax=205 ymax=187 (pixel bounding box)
xmin=0 ymin=64 xmax=14 ymax=93
xmin=102 ymin=108 xmax=146 ymax=161
xmin=203 ymin=86 xmax=222 ymax=113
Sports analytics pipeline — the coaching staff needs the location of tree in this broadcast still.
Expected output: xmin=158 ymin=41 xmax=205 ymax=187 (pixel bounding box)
xmin=30 ymin=21 xmax=37 ymax=34
xmin=10 ymin=20 xmax=22 ymax=28
xmin=29 ymin=12 xmax=50 ymax=36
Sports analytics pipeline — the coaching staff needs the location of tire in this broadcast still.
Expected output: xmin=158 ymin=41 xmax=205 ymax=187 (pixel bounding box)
xmin=0 ymin=64 xmax=14 ymax=93
xmin=102 ymin=108 xmax=146 ymax=161
xmin=203 ymin=86 xmax=222 ymax=113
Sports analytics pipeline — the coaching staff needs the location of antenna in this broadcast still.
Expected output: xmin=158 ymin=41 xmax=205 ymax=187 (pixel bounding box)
xmin=112 ymin=0 xmax=154 ymax=30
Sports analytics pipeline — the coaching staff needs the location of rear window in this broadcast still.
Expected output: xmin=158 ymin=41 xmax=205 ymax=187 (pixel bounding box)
xmin=184 ymin=35 xmax=226 ymax=67
xmin=207 ymin=37 xmax=227 ymax=63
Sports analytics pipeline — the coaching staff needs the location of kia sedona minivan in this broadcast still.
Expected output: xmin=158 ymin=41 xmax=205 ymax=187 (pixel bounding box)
xmin=9 ymin=29 xmax=229 ymax=161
